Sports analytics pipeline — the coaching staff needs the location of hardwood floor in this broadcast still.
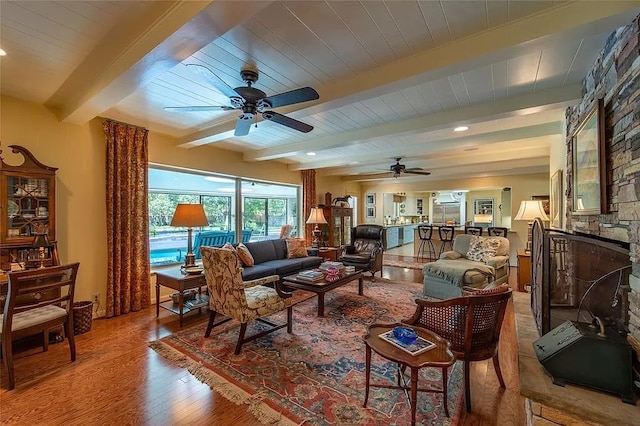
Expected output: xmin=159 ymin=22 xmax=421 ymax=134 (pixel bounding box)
xmin=1 ymin=260 xmax=525 ymax=425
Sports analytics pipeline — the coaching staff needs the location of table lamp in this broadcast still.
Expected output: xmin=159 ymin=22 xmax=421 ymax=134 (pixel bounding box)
xmin=170 ymin=203 xmax=209 ymax=268
xmin=514 ymin=200 xmax=549 ymax=253
xmin=306 ymin=207 xmax=327 ymax=248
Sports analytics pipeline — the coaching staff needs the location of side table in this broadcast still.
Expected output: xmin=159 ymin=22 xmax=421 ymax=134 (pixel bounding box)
xmin=155 ymin=267 xmax=208 ymax=326
xmin=517 ymin=250 xmax=531 ymax=292
xmin=363 ymin=323 xmax=455 ymax=426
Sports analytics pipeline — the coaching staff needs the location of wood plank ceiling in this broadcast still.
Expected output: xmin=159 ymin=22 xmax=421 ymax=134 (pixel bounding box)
xmin=1 ymin=1 xmax=639 ymax=182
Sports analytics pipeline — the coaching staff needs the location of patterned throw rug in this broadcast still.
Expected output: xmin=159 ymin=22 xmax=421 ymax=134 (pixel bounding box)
xmin=149 ymin=278 xmax=463 ymax=425
xmin=383 ymin=259 xmax=429 ymax=270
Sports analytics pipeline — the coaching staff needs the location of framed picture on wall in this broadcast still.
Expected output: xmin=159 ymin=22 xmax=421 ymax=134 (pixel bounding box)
xmin=366 ymin=206 xmax=375 ymax=218
xmin=550 ymin=170 xmax=563 ymax=228
xmin=572 ymin=98 xmax=606 ymax=215
xmin=366 ymin=193 xmax=375 ymax=206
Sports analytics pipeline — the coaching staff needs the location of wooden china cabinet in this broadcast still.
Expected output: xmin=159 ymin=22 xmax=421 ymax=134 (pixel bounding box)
xmin=321 ymin=206 xmax=353 ymax=247
xmin=1 ymin=145 xmax=59 ymax=273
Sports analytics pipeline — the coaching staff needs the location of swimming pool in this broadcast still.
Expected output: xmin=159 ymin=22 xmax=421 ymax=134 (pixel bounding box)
xmin=150 ymin=247 xmax=185 ymax=265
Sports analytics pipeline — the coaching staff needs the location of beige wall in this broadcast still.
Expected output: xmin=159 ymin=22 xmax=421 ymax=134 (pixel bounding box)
xmin=1 ymin=95 xmax=304 ymax=316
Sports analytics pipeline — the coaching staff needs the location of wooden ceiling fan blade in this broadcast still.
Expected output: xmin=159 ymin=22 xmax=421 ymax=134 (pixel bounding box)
xmin=186 ymin=64 xmax=238 ymax=98
xmin=234 ymin=114 xmax=253 ymax=136
xmin=262 ymin=111 xmax=313 ymax=133
xmin=404 ymin=170 xmax=431 ymax=176
xmin=264 ymin=87 xmax=319 ymax=108
xmin=164 ymin=105 xmax=235 ymax=112
xmin=404 ymin=167 xmax=425 ymax=172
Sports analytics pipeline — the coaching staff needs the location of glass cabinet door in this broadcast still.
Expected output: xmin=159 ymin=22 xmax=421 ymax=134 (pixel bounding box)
xmin=6 ymin=175 xmax=51 ymax=239
xmin=343 ymin=215 xmax=352 ymax=245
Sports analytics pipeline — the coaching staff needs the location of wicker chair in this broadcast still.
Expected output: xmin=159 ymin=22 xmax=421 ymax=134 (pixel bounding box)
xmin=200 ymin=246 xmax=294 ymax=354
xmin=403 ymin=286 xmax=513 ymax=411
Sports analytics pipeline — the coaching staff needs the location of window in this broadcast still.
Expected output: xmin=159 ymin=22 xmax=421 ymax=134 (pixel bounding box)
xmin=148 ymin=167 xmax=299 ymax=266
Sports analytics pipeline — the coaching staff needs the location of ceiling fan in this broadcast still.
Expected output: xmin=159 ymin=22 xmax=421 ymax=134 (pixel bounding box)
xmin=164 ymin=64 xmax=319 ymax=137
xmin=388 ymin=158 xmax=431 ymax=178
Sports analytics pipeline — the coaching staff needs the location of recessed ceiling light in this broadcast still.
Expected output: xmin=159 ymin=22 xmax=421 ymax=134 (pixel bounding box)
xmin=0 ymin=49 xmax=6 ymax=56
xmin=307 ymin=152 xmax=316 ymax=156
xmin=454 ymin=126 xmax=469 ymax=132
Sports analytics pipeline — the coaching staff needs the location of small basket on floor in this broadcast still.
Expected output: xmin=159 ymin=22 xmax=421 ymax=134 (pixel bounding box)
xmin=73 ymin=301 xmax=93 ymax=335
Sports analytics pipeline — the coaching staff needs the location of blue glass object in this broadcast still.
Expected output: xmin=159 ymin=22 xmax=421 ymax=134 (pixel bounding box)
xmin=393 ymin=326 xmax=418 ymax=344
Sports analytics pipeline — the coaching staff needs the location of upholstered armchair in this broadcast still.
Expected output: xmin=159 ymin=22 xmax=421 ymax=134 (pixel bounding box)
xmin=403 ymin=286 xmax=513 ymax=412
xmin=340 ymin=224 xmax=384 ymax=280
xmin=200 ymin=246 xmax=294 ymax=355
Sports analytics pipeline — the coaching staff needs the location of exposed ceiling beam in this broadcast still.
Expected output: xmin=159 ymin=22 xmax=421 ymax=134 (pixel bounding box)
xmin=341 ymin=157 xmax=549 ymax=182
xmin=323 ymin=142 xmax=550 ymax=176
xmin=248 ymin=86 xmax=575 ymax=162
xmin=46 ymin=1 xmax=273 ymax=124
xmin=176 ymin=1 xmax=637 ymax=148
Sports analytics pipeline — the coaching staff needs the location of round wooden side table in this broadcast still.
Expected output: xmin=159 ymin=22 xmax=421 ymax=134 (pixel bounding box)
xmin=363 ymin=323 xmax=455 ymax=426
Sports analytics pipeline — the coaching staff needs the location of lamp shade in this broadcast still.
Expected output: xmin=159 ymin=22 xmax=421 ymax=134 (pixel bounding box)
xmin=514 ymin=200 xmax=549 ymax=222
xmin=306 ymin=207 xmax=327 ymax=224
xmin=170 ymin=203 xmax=209 ymax=227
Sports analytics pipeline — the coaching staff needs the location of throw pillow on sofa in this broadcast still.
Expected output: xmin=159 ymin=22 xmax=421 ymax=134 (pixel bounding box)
xmin=221 ymin=242 xmax=242 ymax=269
xmin=286 ymin=238 xmax=308 ymax=258
xmin=466 ymin=236 xmax=500 ymax=262
xmin=236 ymin=243 xmax=255 ymax=266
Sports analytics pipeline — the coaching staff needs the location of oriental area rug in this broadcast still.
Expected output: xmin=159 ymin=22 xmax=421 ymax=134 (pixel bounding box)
xmin=149 ymin=278 xmax=463 ymax=425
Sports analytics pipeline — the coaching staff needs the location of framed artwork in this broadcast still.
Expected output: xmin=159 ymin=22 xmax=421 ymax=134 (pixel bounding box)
xmin=366 ymin=206 xmax=375 ymax=218
xmin=366 ymin=193 xmax=375 ymax=206
xmin=531 ymin=195 xmax=550 ymax=216
xmin=572 ymin=98 xmax=606 ymax=215
xmin=550 ymin=170 xmax=563 ymax=228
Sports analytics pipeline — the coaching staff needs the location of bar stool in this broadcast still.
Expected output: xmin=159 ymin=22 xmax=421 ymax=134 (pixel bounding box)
xmin=438 ymin=225 xmax=455 ymax=256
xmin=416 ymin=225 xmax=436 ymax=260
xmin=487 ymin=227 xmax=508 ymax=237
xmin=464 ymin=226 xmax=483 ymax=236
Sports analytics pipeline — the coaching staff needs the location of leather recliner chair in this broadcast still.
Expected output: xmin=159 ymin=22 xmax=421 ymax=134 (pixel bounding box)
xmin=340 ymin=225 xmax=384 ymax=280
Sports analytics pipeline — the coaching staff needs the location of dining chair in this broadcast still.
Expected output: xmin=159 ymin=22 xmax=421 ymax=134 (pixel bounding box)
xmin=1 ymin=262 xmax=80 ymax=390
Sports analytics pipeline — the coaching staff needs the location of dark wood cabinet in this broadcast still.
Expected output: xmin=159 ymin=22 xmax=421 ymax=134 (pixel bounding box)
xmin=1 ymin=145 xmax=58 ymax=272
xmin=321 ymin=207 xmax=353 ymax=247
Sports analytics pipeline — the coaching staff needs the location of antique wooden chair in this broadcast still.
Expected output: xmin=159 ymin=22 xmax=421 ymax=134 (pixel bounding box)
xmin=403 ymin=285 xmax=513 ymax=411
xmin=1 ymin=262 xmax=80 ymax=390
xmin=487 ymin=227 xmax=508 ymax=237
xmin=200 ymin=246 xmax=293 ymax=354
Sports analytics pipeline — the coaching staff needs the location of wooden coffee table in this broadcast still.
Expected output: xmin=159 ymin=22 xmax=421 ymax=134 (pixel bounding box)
xmin=282 ymin=269 xmax=363 ymax=317
xmin=363 ymin=323 xmax=455 ymax=426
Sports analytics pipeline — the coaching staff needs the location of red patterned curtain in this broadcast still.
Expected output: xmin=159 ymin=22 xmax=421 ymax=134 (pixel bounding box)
xmin=103 ymin=120 xmax=150 ymax=317
xmin=301 ymin=169 xmax=316 ymax=244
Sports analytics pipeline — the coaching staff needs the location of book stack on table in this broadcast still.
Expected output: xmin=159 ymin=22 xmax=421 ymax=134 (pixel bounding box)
xmin=296 ymin=270 xmax=325 ymax=282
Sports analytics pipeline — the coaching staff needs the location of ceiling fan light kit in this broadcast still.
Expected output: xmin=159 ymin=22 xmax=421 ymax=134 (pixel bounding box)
xmin=165 ymin=64 xmax=319 ymax=137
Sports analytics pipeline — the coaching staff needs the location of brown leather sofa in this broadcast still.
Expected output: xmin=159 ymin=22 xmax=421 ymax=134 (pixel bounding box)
xmin=340 ymin=225 xmax=384 ymax=280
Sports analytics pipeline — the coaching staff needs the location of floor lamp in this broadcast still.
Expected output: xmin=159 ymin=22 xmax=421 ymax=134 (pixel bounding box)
xmin=514 ymin=200 xmax=549 ymax=253
xmin=170 ymin=203 xmax=209 ymax=268
xmin=306 ymin=207 xmax=327 ymax=248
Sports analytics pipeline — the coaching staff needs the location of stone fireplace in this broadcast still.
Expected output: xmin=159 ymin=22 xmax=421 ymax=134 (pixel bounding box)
xmin=565 ymin=14 xmax=640 ymax=355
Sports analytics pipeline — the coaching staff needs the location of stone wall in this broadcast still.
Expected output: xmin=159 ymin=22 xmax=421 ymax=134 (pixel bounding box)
xmin=565 ymin=15 xmax=640 ymax=351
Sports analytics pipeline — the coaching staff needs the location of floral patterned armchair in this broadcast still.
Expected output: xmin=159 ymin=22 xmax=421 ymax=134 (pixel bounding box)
xmin=200 ymin=246 xmax=294 ymax=354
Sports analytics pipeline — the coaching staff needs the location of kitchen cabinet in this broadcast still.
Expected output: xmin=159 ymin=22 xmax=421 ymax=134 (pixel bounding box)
xmin=384 ymin=227 xmax=400 ymax=250
xmin=416 ymin=198 xmax=424 ymax=216
xmin=321 ymin=207 xmax=352 ymax=247
xmin=403 ymin=226 xmax=414 ymax=244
